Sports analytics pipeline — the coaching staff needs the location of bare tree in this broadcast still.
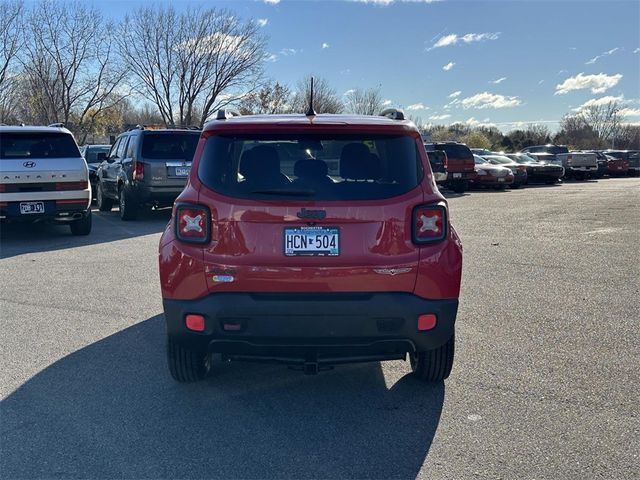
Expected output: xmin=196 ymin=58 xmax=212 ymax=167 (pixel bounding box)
xmin=290 ymin=75 xmax=343 ymax=114
xmin=345 ymin=87 xmax=383 ymax=115
xmin=0 ymin=0 xmax=24 ymax=122
xmin=576 ymin=101 xmax=623 ymax=147
xmin=238 ymin=81 xmax=290 ymax=115
xmin=117 ymin=6 xmax=266 ymax=127
xmin=20 ymin=1 xmax=127 ymax=143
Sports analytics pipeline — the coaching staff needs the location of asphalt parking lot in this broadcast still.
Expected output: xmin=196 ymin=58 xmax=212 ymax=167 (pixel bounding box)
xmin=1 ymin=178 xmax=638 ymax=479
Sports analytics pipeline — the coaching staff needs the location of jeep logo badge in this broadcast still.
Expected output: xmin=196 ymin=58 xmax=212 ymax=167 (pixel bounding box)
xmin=297 ymin=208 xmax=326 ymax=220
xmin=23 ymin=161 xmax=36 ymax=168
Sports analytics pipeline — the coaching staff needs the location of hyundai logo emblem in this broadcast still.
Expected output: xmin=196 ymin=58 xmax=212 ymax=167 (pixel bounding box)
xmin=23 ymin=161 xmax=36 ymax=168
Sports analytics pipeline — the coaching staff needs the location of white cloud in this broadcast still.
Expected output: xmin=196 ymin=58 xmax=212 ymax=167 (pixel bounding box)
xmin=451 ymin=117 xmax=496 ymax=128
xmin=448 ymin=91 xmax=462 ymax=98
xmin=573 ymin=95 xmax=625 ymax=111
xmin=634 ymin=48 xmax=640 ymax=54
xmin=264 ymin=53 xmax=278 ymax=62
xmin=279 ymin=48 xmax=297 ymax=56
xmin=343 ymin=89 xmax=356 ymax=96
xmin=263 ymin=0 xmax=280 ymax=4
xmin=585 ymin=47 xmax=619 ymax=65
xmin=256 ymin=18 xmax=268 ymax=27
xmin=429 ymin=114 xmax=451 ymax=120
xmin=490 ymin=77 xmax=507 ymax=84
xmin=322 ymin=42 xmax=330 ymax=49
xmin=460 ymin=92 xmax=522 ymax=109
xmin=381 ymin=99 xmax=392 ymax=106
xmin=442 ymin=62 xmax=455 ymax=71
xmin=538 ymin=80 xmax=544 ymax=85
xmin=618 ymin=107 xmax=640 ymax=117
xmin=429 ymin=32 xmax=500 ymax=49
xmin=407 ymin=102 xmax=428 ymax=110
xmin=555 ymin=72 xmax=623 ymax=95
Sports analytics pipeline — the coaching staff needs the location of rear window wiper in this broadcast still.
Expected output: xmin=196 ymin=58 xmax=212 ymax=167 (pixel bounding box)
xmin=251 ymin=188 xmax=316 ymax=196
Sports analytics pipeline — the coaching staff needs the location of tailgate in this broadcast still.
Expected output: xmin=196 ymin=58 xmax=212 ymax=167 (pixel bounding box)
xmin=569 ymin=153 xmax=597 ymax=167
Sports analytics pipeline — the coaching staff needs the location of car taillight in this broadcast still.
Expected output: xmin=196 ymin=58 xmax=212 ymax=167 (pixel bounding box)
xmin=412 ymin=204 xmax=447 ymax=244
xmin=566 ymin=154 xmax=573 ymax=165
xmin=0 ymin=184 xmax=6 ymax=193
xmin=175 ymin=203 xmax=210 ymax=244
xmin=55 ymin=181 xmax=88 ymax=190
xmin=133 ymin=160 xmax=144 ymax=181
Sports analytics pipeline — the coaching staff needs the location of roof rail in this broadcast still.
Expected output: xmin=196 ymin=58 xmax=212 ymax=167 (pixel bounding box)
xmin=379 ymin=108 xmax=405 ymax=121
xmin=48 ymin=122 xmax=65 ymax=128
xmin=216 ymin=109 xmax=240 ymax=120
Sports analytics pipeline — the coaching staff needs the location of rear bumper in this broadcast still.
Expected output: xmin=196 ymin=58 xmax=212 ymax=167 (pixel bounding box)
xmin=446 ymin=172 xmax=475 ymax=181
xmin=130 ymin=183 xmax=186 ymax=205
xmin=470 ymin=175 xmax=514 ymax=185
xmin=0 ymin=200 xmax=90 ymax=222
xmin=163 ymin=292 xmax=458 ymax=364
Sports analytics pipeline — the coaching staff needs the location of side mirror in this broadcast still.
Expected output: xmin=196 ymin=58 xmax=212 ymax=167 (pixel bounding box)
xmin=106 ymin=156 xmax=117 ymax=164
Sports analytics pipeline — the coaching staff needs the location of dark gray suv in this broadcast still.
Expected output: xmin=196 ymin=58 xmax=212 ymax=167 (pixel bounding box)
xmin=95 ymin=127 xmax=201 ymax=220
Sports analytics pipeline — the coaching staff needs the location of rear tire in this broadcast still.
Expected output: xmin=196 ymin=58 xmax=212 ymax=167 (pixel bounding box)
xmin=96 ymin=182 xmax=114 ymax=211
xmin=70 ymin=209 xmax=92 ymax=236
xmin=167 ymin=339 xmax=212 ymax=382
xmin=119 ymin=185 xmax=138 ymax=221
xmin=451 ymin=181 xmax=466 ymax=194
xmin=410 ymin=334 xmax=455 ymax=382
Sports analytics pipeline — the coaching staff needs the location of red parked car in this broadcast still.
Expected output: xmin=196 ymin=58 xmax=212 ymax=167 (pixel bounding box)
xmin=469 ymin=155 xmax=514 ymax=189
xmin=604 ymin=154 xmax=629 ymax=176
xmin=424 ymin=142 xmax=476 ymax=193
xmin=159 ymin=109 xmax=463 ymax=382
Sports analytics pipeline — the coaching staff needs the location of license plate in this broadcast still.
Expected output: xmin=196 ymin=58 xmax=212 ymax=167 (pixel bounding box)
xmin=284 ymin=227 xmax=339 ymax=256
xmin=498 ymin=178 xmax=505 ymax=182
xmin=453 ymin=173 xmax=462 ymax=178
xmin=617 ymin=166 xmax=623 ymax=169
xmin=175 ymin=167 xmax=190 ymax=176
xmin=20 ymin=202 xmax=45 ymax=214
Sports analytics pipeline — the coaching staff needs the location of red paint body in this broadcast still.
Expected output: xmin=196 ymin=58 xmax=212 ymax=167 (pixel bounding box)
xmin=159 ymin=115 xmax=462 ymax=302
xmin=606 ymin=158 xmax=629 ymax=175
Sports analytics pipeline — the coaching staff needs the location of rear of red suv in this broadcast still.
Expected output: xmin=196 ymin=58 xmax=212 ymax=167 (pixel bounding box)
xmin=159 ymin=112 xmax=463 ymax=382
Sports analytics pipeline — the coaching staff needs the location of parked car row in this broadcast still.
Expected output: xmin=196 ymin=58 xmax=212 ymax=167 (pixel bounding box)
xmin=422 ymin=142 xmax=637 ymax=194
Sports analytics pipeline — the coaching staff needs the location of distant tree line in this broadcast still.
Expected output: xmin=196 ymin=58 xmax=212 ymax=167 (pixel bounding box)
xmin=0 ymin=0 xmax=637 ymax=150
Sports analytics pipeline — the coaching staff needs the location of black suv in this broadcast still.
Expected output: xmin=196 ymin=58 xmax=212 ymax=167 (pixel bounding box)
xmin=95 ymin=127 xmax=200 ymax=220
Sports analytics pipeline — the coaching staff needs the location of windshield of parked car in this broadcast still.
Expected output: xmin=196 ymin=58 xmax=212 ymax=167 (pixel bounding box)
xmin=198 ymin=134 xmax=422 ymax=201
xmin=485 ymin=155 xmax=512 ymax=164
xmin=83 ymin=146 xmax=110 ymax=162
xmin=0 ymin=132 xmax=81 ymax=159
xmin=509 ymin=154 xmax=539 ymax=164
xmin=141 ymin=132 xmax=200 ymax=160
xmin=474 ymin=155 xmax=489 ymax=164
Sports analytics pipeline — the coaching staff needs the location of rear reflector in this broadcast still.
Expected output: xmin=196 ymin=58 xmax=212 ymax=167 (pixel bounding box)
xmin=175 ymin=203 xmax=211 ymax=244
xmin=222 ymin=322 xmax=242 ymax=332
xmin=417 ymin=314 xmax=437 ymax=331
xmin=133 ymin=160 xmax=144 ymax=181
xmin=185 ymin=314 xmax=205 ymax=332
xmin=56 ymin=199 xmax=87 ymax=205
xmin=55 ymin=181 xmax=88 ymax=191
xmin=412 ymin=204 xmax=447 ymax=244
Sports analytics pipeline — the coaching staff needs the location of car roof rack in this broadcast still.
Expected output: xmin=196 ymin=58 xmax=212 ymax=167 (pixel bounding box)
xmin=216 ymin=109 xmax=241 ymax=120
xmin=379 ymin=108 xmax=405 ymax=121
xmin=48 ymin=122 xmax=65 ymax=128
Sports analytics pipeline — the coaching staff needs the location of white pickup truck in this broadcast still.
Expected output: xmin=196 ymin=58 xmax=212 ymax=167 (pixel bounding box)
xmin=520 ymin=144 xmax=598 ymax=179
xmin=0 ymin=125 xmax=92 ymax=235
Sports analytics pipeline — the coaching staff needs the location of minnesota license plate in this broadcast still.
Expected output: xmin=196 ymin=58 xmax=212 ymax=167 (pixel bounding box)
xmin=175 ymin=167 xmax=190 ymax=176
xmin=498 ymin=178 xmax=505 ymax=182
xmin=453 ymin=173 xmax=462 ymax=178
xmin=284 ymin=227 xmax=339 ymax=256
xmin=20 ymin=202 xmax=45 ymax=214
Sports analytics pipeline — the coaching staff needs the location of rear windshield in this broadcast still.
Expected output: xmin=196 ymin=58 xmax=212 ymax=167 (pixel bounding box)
xmin=198 ymin=134 xmax=422 ymax=201
xmin=84 ymin=146 xmax=110 ymax=162
xmin=547 ymin=146 xmax=568 ymax=154
xmin=427 ymin=143 xmax=473 ymax=160
xmin=141 ymin=132 xmax=200 ymax=160
xmin=0 ymin=132 xmax=80 ymax=159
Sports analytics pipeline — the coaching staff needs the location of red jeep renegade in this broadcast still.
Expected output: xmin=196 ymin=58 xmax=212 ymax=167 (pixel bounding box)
xmin=158 ymin=109 xmax=463 ymax=382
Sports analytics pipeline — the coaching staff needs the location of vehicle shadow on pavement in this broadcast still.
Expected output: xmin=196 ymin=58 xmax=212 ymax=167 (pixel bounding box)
xmin=0 ymin=208 xmax=171 ymax=259
xmin=1 ymin=314 xmax=445 ymax=479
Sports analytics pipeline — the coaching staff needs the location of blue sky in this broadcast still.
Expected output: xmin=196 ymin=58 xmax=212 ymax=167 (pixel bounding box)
xmin=86 ymin=0 xmax=640 ymax=131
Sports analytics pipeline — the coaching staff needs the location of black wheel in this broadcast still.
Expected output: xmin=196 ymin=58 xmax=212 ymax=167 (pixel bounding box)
xmin=96 ymin=182 xmax=114 ymax=211
xmin=510 ymin=183 xmax=521 ymax=189
xmin=452 ymin=181 xmax=466 ymax=194
xmin=410 ymin=334 xmax=455 ymax=382
xmin=167 ymin=339 xmax=212 ymax=382
xmin=545 ymin=179 xmax=557 ymax=185
xmin=118 ymin=185 xmax=138 ymax=221
xmin=70 ymin=209 xmax=92 ymax=235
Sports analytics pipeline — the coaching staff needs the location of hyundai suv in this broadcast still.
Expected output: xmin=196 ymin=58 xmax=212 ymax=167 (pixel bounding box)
xmin=0 ymin=125 xmax=92 ymax=235
xmin=159 ymin=111 xmax=463 ymax=382
xmin=95 ymin=126 xmax=201 ymax=220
